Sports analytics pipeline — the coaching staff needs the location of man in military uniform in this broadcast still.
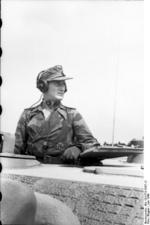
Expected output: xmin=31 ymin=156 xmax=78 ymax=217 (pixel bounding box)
xmin=14 ymin=65 xmax=100 ymax=164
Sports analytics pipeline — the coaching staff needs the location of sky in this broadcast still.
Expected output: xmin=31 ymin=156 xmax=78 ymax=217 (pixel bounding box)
xmin=1 ymin=0 xmax=144 ymax=144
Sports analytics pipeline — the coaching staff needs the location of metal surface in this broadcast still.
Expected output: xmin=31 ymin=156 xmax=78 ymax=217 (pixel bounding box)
xmin=80 ymin=146 xmax=143 ymax=160
xmin=0 ymin=152 xmax=36 ymax=160
xmin=0 ymin=153 xmax=40 ymax=169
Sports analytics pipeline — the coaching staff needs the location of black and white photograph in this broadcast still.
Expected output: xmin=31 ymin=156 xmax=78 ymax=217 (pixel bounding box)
xmin=0 ymin=0 xmax=146 ymax=225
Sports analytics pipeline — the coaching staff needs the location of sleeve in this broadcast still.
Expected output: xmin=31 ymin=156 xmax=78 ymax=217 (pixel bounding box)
xmin=72 ymin=110 xmax=100 ymax=151
xmin=14 ymin=110 xmax=28 ymax=154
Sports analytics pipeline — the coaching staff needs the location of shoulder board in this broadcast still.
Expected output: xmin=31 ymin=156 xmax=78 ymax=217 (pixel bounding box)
xmin=24 ymin=104 xmax=40 ymax=111
xmin=60 ymin=104 xmax=76 ymax=111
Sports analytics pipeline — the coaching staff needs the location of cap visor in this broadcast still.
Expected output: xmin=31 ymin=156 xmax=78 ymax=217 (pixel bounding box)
xmin=50 ymin=77 xmax=73 ymax=81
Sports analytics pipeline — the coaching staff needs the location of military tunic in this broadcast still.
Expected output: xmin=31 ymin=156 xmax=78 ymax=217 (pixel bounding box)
xmin=14 ymin=102 xmax=100 ymax=158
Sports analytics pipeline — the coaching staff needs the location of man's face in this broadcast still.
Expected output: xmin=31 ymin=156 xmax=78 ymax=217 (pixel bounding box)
xmin=46 ymin=80 xmax=66 ymax=101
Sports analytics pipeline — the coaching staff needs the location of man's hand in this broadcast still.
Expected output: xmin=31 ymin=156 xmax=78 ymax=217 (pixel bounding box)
xmin=61 ymin=146 xmax=81 ymax=163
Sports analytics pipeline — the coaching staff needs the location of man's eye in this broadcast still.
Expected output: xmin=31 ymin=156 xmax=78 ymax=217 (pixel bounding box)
xmin=59 ymin=82 xmax=65 ymax=86
xmin=54 ymin=82 xmax=59 ymax=86
xmin=54 ymin=81 xmax=65 ymax=86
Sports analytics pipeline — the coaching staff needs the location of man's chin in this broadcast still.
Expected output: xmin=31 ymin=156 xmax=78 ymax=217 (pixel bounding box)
xmin=55 ymin=95 xmax=64 ymax=101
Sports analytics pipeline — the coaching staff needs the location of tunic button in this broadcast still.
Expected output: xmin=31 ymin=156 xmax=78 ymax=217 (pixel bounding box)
xmin=56 ymin=143 xmax=64 ymax=151
xmin=43 ymin=141 xmax=48 ymax=150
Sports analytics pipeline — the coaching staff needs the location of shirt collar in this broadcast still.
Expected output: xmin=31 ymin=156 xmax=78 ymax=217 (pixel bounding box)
xmin=30 ymin=101 xmax=67 ymax=120
xmin=41 ymin=99 xmax=61 ymax=110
